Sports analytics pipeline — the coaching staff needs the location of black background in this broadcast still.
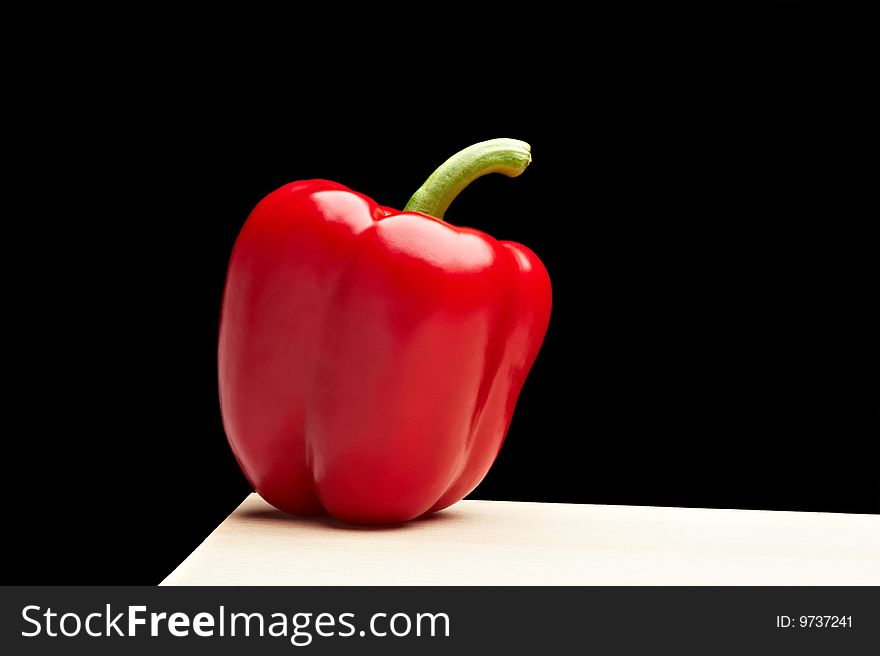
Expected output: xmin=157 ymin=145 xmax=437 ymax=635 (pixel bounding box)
xmin=6 ymin=8 xmax=877 ymax=584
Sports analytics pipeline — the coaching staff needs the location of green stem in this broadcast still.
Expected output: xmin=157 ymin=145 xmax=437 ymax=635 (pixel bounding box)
xmin=403 ymin=138 xmax=531 ymax=220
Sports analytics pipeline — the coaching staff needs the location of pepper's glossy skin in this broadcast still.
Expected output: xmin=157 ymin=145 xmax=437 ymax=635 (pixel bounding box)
xmin=219 ymin=180 xmax=551 ymax=523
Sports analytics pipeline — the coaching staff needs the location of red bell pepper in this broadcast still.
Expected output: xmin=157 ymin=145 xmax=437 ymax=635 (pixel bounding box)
xmin=219 ymin=139 xmax=551 ymax=524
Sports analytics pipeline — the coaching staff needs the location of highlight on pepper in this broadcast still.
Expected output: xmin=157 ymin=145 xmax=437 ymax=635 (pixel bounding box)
xmin=218 ymin=139 xmax=552 ymax=524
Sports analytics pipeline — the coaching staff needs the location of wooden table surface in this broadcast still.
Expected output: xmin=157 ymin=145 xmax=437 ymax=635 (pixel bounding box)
xmin=162 ymin=494 xmax=879 ymax=586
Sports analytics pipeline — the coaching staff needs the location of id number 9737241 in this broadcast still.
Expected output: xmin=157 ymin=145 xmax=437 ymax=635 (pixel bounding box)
xmin=776 ymin=616 xmax=852 ymax=629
